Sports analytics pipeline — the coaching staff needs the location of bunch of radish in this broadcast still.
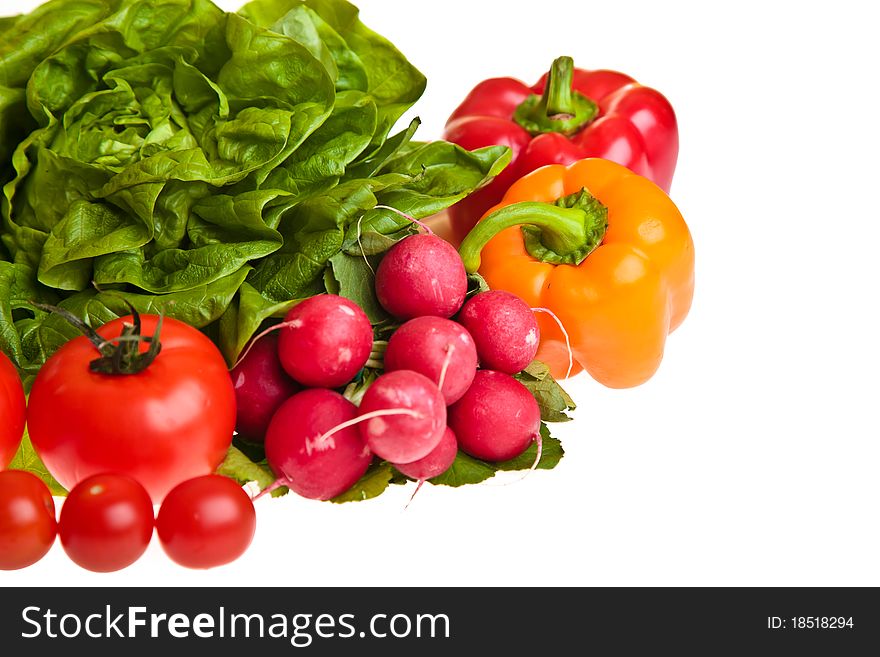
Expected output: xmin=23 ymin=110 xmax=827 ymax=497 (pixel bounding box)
xmin=231 ymin=228 xmax=549 ymax=503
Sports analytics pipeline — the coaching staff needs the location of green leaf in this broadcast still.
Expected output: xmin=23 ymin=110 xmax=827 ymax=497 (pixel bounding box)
xmin=299 ymin=0 xmax=427 ymax=148
xmin=330 ymin=461 xmax=394 ymax=503
xmin=342 ymin=227 xmax=410 ymax=256
xmin=429 ymin=451 xmax=498 ymax=488
xmin=466 ymin=272 xmax=490 ymax=298
xmin=346 ymin=117 xmax=420 ymax=178
xmin=262 ymin=90 xmax=377 ymax=197
xmin=0 ymin=260 xmax=58 ymax=370
xmin=238 ymin=0 xmax=425 ymax=149
xmin=371 ymin=143 xmax=511 ymax=221
xmin=516 ymin=360 xmax=577 ymax=423
xmin=323 ymin=265 xmax=340 ymax=295
xmin=8 ymin=428 xmax=67 ymax=497
xmin=328 ymin=251 xmax=389 ymax=324
xmin=216 ymin=444 xmax=287 ymax=497
xmin=430 ymin=423 xmax=564 ymax=486
xmin=0 ymin=0 xmax=115 ymax=89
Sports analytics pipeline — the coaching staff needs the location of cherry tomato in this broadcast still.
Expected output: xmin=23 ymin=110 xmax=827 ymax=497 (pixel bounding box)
xmin=157 ymin=475 xmax=255 ymax=569
xmin=59 ymin=473 xmax=154 ymax=573
xmin=28 ymin=315 xmax=235 ymax=500
xmin=0 ymin=471 xmax=57 ymax=570
xmin=0 ymin=351 xmax=26 ymax=468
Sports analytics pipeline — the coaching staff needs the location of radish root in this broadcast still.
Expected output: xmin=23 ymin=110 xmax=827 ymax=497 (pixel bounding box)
xmin=314 ymin=408 xmax=424 ymax=448
xmin=355 ymin=216 xmax=375 ymax=276
xmin=437 ymin=343 xmax=456 ymax=391
xmin=228 ymin=319 xmax=302 ymax=371
xmin=403 ymin=479 xmax=426 ymax=511
xmin=531 ymin=307 xmax=574 ymax=379
xmin=253 ymin=476 xmax=292 ymax=501
xmin=374 ymin=204 xmax=435 ymax=236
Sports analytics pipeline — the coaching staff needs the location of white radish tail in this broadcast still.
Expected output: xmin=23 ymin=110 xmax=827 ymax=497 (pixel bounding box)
xmin=531 ymin=307 xmax=574 ymax=379
xmin=229 ymin=319 xmax=300 ymax=371
xmin=374 ymin=204 xmax=435 ymax=235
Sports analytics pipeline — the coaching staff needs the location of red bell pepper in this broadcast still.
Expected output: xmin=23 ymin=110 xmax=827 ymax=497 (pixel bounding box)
xmin=443 ymin=57 xmax=678 ymax=242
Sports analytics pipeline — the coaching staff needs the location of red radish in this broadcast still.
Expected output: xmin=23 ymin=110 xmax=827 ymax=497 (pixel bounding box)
xmin=393 ymin=426 xmax=458 ymax=481
xmin=375 ymin=234 xmax=467 ymax=319
xmin=384 ymin=317 xmax=478 ymax=404
xmin=357 ymin=370 xmax=446 ymax=463
xmin=231 ymin=333 xmax=299 ymax=442
xmin=265 ymin=389 xmax=372 ymax=500
xmin=278 ymin=295 xmax=373 ymax=388
xmin=394 ymin=426 xmax=459 ymax=508
xmin=448 ymin=370 xmax=540 ymax=461
xmin=458 ymin=290 xmax=539 ymax=374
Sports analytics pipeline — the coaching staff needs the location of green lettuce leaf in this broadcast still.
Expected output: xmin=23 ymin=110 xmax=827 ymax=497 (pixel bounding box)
xmin=1 ymin=0 xmax=537 ymax=508
xmin=8 ymin=428 xmax=67 ymax=497
xmin=330 ymin=461 xmax=394 ymax=503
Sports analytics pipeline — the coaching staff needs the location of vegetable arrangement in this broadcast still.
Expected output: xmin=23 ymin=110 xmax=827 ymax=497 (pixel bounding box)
xmin=0 ymin=0 xmax=695 ymax=572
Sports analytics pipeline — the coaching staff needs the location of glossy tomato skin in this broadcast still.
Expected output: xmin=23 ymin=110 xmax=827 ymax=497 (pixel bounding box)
xmin=28 ymin=315 xmax=235 ymax=501
xmin=59 ymin=473 xmax=154 ymax=573
xmin=0 ymin=351 xmax=26 ymax=468
xmin=156 ymin=475 xmax=255 ymax=569
xmin=0 ymin=470 xmax=57 ymax=570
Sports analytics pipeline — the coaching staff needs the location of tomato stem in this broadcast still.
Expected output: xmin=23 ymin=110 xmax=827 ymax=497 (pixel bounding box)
xmin=31 ymin=301 xmax=164 ymax=375
xmin=31 ymin=302 xmax=107 ymax=353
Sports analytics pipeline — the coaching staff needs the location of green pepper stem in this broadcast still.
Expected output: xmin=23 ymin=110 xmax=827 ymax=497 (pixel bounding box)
xmin=458 ymin=189 xmax=608 ymax=273
xmin=513 ymin=57 xmax=598 ymax=136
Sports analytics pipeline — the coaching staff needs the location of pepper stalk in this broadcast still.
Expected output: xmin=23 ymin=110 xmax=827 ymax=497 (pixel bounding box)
xmin=458 ymin=188 xmax=608 ymax=273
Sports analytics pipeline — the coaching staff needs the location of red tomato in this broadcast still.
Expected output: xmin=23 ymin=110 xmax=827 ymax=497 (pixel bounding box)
xmin=156 ymin=475 xmax=255 ymax=569
xmin=28 ymin=315 xmax=235 ymax=500
xmin=59 ymin=473 xmax=154 ymax=572
xmin=0 ymin=351 xmax=26 ymax=468
xmin=0 ymin=470 xmax=57 ymax=570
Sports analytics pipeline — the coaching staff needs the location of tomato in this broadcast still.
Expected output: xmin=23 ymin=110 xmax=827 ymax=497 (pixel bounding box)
xmin=59 ymin=473 xmax=153 ymax=572
xmin=0 ymin=351 xmax=26 ymax=468
xmin=0 ymin=470 xmax=57 ymax=570
xmin=156 ymin=475 xmax=255 ymax=569
xmin=28 ymin=314 xmax=235 ymax=500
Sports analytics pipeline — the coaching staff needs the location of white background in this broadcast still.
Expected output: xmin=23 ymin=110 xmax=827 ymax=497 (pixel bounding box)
xmin=2 ymin=0 xmax=879 ymax=587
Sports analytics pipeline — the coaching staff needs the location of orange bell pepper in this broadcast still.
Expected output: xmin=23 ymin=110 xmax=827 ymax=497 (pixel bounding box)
xmin=458 ymin=158 xmax=694 ymax=387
